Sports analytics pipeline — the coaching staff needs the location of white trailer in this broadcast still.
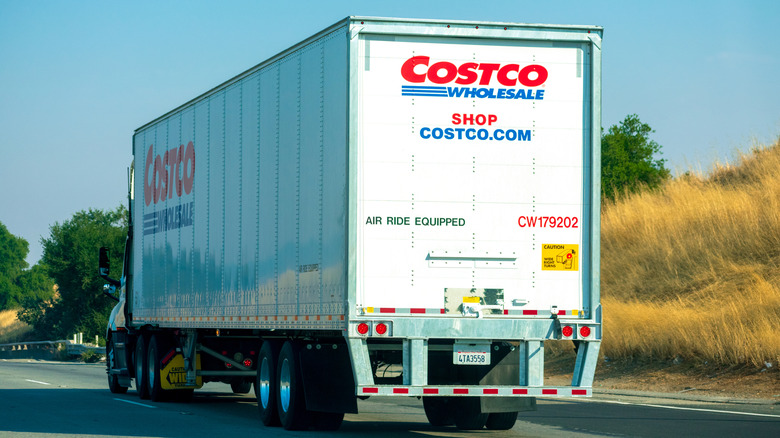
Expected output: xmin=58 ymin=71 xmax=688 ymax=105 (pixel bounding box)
xmin=99 ymin=16 xmax=603 ymax=431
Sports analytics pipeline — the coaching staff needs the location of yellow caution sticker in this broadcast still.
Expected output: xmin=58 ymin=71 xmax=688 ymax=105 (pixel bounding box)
xmin=462 ymin=296 xmax=481 ymax=303
xmin=542 ymin=244 xmax=579 ymax=271
xmin=161 ymin=353 xmax=203 ymax=390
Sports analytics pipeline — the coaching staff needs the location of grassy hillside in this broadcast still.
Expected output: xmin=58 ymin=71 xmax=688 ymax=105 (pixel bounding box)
xmin=600 ymin=139 xmax=780 ymax=367
xmin=0 ymin=309 xmax=32 ymax=344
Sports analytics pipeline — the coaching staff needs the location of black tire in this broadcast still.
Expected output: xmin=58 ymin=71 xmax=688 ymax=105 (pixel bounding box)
xmin=231 ymin=380 xmax=252 ymax=394
xmin=312 ymin=411 xmax=344 ymax=431
xmin=147 ymin=334 xmax=167 ymax=402
xmin=134 ymin=334 xmax=150 ymax=399
xmin=276 ymin=341 xmax=311 ymax=430
xmin=485 ymin=412 xmax=518 ymax=430
xmin=422 ymin=397 xmax=455 ymax=426
xmin=256 ymin=341 xmax=281 ymax=427
xmin=453 ymin=398 xmax=488 ymax=430
xmin=107 ymin=334 xmax=128 ymax=394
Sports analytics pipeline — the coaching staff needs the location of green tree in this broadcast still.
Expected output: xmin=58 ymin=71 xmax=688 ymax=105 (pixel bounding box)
xmin=21 ymin=207 xmax=127 ymax=339
xmin=601 ymin=114 xmax=670 ymax=201
xmin=0 ymin=222 xmax=30 ymax=309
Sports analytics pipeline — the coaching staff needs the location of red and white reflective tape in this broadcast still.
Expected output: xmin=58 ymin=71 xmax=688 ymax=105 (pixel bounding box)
xmin=358 ymin=386 xmax=590 ymax=397
xmin=503 ymin=309 xmax=585 ymax=317
xmin=361 ymin=307 xmax=587 ymax=317
xmin=362 ymin=307 xmax=445 ymax=315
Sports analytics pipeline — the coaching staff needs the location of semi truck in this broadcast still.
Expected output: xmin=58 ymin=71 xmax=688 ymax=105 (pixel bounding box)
xmin=98 ymin=16 xmax=603 ymax=431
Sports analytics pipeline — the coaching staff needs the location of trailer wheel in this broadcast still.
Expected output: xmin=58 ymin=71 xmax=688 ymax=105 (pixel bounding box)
xmin=256 ymin=341 xmax=281 ymax=426
xmin=485 ymin=412 xmax=518 ymax=430
xmin=276 ymin=341 xmax=311 ymax=430
xmin=134 ymin=334 xmax=150 ymax=399
xmin=453 ymin=398 xmax=488 ymax=430
xmin=422 ymin=397 xmax=455 ymax=426
xmin=107 ymin=334 xmax=128 ymax=394
xmin=147 ymin=334 xmax=167 ymax=402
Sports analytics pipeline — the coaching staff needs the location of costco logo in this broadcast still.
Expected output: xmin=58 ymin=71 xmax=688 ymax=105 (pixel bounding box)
xmin=143 ymin=141 xmax=195 ymax=236
xmin=400 ymin=56 xmax=547 ymax=100
xmin=144 ymin=141 xmax=195 ymax=206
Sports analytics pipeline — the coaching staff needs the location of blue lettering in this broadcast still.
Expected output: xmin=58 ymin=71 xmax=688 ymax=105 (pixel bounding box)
xmin=466 ymin=129 xmax=477 ymax=140
xmin=494 ymin=129 xmax=504 ymax=140
xmin=518 ymin=130 xmax=532 ymax=141
xmin=447 ymin=87 xmax=465 ymax=97
xmin=432 ymin=128 xmax=444 ymax=139
xmin=420 ymin=127 xmax=431 ymax=139
xmin=444 ymin=128 xmax=454 ymax=140
xmin=477 ymin=129 xmax=489 ymax=140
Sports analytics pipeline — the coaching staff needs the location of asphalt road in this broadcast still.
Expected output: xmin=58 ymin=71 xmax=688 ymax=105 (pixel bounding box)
xmin=0 ymin=359 xmax=778 ymax=437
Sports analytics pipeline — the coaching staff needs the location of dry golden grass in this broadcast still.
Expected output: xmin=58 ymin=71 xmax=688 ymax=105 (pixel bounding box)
xmin=600 ymin=138 xmax=780 ymax=367
xmin=0 ymin=309 xmax=32 ymax=344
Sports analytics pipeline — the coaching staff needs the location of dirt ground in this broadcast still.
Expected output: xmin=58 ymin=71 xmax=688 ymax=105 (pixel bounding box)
xmin=545 ymin=350 xmax=780 ymax=401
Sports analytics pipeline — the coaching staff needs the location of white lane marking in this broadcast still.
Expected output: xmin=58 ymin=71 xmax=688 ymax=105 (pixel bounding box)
xmin=25 ymin=379 xmax=51 ymax=385
xmin=114 ymin=398 xmax=157 ymax=409
xmin=587 ymin=398 xmax=780 ymax=418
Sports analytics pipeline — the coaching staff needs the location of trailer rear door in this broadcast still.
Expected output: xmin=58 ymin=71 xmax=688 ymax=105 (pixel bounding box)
xmin=355 ymin=34 xmax=594 ymax=320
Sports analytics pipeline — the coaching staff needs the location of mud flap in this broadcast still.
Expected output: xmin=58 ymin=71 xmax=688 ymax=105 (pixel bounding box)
xmin=160 ymin=352 xmax=203 ymax=390
xmin=299 ymin=343 xmax=358 ymax=414
xmin=479 ymin=344 xmax=535 ymax=413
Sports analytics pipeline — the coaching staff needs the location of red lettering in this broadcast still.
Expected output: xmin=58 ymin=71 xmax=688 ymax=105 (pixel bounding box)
xmin=144 ymin=145 xmax=154 ymax=206
xmin=451 ymin=114 xmax=498 ymax=126
xmin=476 ymin=63 xmax=500 ymax=85
xmin=175 ymin=144 xmax=184 ymax=196
xmin=167 ymin=146 xmax=179 ymax=200
xmin=497 ymin=64 xmax=519 ymax=86
xmin=518 ymin=216 xmax=578 ymax=228
xmin=427 ymin=61 xmax=457 ymax=84
xmin=400 ymin=56 xmax=429 ymax=83
xmin=518 ymin=64 xmax=548 ymax=87
xmin=401 ymin=56 xmax=548 ymax=87
xmin=160 ymin=150 xmax=170 ymax=200
xmin=153 ymin=155 xmax=162 ymax=204
xmin=144 ymin=141 xmax=195 ymax=205
xmin=455 ymin=62 xmax=478 ymax=84
xmin=182 ymin=141 xmax=195 ymax=195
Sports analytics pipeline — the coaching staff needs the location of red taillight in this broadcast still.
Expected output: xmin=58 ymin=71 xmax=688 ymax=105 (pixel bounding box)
xmin=580 ymin=326 xmax=591 ymax=338
xmin=375 ymin=323 xmax=387 ymax=335
xmin=357 ymin=323 xmax=369 ymax=335
xmin=562 ymin=326 xmax=573 ymax=337
xmin=225 ymin=362 xmax=233 ymax=368
xmin=243 ymin=358 xmax=253 ymax=368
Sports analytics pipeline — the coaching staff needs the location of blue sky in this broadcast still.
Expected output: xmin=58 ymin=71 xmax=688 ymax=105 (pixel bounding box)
xmin=1 ymin=0 xmax=778 ymax=265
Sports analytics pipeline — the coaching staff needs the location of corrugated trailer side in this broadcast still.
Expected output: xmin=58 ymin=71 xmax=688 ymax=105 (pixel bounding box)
xmin=131 ymin=21 xmax=349 ymax=330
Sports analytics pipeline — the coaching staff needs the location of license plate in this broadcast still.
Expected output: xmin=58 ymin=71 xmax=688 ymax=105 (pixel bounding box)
xmin=454 ymin=349 xmax=490 ymax=365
